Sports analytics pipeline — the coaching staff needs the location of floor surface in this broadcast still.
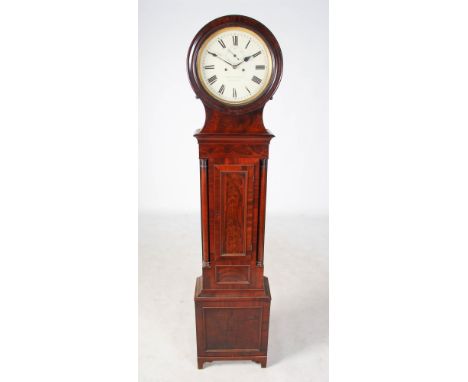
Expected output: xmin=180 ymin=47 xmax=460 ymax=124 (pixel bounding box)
xmin=139 ymin=213 xmax=328 ymax=382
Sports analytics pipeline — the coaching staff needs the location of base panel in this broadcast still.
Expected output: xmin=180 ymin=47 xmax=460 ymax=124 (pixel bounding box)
xmin=194 ymin=276 xmax=271 ymax=369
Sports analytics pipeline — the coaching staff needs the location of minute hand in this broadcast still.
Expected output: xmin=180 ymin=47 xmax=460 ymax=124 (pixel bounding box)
xmin=207 ymin=51 xmax=234 ymax=67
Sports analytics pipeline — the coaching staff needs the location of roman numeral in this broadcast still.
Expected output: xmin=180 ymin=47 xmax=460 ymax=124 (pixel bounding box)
xmin=251 ymin=76 xmax=262 ymax=84
xmin=232 ymin=35 xmax=238 ymax=46
xmin=204 ymin=65 xmax=214 ymax=69
xmin=245 ymin=86 xmax=251 ymax=94
xmin=208 ymin=75 xmax=217 ymax=85
xmin=253 ymin=51 xmax=261 ymax=57
xmin=218 ymin=39 xmax=226 ymax=48
xmin=218 ymin=84 xmax=225 ymax=95
xmin=256 ymin=65 xmax=265 ymax=70
xmin=232 ymin=88 xmax=237 ymax=98
xmin=245 ymin=40 xmax=251 ymax=49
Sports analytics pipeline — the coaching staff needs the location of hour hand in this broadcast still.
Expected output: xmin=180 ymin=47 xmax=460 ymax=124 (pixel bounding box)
xmin=243 ymin=54 xmax=254 ymax=63
xmin=243 ymin=51 xmax=261 ymax=63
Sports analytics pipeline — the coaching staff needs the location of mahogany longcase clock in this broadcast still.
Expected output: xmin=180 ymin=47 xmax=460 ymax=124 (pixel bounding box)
xmin=187 ymin=15 xmax=282 ymax=369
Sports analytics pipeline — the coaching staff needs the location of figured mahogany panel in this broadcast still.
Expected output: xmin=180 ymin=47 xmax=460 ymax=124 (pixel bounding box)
xmin=215 ymin=265 xmax=250 ymax=284
xmin=221 ymin=170 xmax=247 ymax=255
xmin=214 ymin=163 xmax=255 ymax=258
xmin=203 ymin=307 xmax=262 ymax=352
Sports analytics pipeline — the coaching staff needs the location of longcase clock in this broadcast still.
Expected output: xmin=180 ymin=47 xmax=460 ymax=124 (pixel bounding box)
xmin=187 ymin=15 xmax=283 ymax=369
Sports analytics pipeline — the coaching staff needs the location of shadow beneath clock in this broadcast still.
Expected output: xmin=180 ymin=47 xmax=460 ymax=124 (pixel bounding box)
xmin=267 ymin=282 xmax=329 ymax=367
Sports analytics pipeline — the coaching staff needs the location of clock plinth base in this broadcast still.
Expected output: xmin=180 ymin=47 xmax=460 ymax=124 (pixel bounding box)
xmin=194 ymin=276 xmax=272 ymax=369
xmin=197 ymin=355 xmax=267 ymax=369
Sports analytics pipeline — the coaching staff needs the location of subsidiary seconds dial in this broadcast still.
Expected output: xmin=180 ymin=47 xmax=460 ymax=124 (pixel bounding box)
xmin=196 ymin=27 xmax=273 ymax=105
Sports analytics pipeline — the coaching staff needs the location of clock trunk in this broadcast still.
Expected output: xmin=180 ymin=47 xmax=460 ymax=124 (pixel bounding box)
xmin=194 ymin=133 xmax=273 ymax=368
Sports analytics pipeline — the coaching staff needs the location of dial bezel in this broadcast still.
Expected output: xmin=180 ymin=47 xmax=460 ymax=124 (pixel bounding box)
xmin=196 ymin=26 xmax=273 ymax=106
xmin=187 ymin=15 xmax=283 ymax=114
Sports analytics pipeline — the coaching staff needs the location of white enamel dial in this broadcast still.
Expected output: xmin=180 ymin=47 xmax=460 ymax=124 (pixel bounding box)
xmin=196 ymin=27 xmax=273 ymax=105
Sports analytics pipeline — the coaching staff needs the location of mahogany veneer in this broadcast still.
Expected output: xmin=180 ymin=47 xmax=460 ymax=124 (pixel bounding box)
xmin=187 ymin=15 xmax=282 ymax=369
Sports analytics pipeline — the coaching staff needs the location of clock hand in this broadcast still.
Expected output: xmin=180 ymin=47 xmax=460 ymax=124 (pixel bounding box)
xmin=232 ymin=53 xmax=257 ymax=69
xmin=207 ymin=51 xmax=235 ymax=67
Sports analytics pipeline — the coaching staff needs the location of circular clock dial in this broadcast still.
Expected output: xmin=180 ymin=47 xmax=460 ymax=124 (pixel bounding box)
xmin=196 ymin=27 xmax=273 ymax=105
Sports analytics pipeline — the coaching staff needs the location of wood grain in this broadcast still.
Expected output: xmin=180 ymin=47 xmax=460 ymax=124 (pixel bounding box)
xmin=188 ymin=15 xmax=282 ymax=369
